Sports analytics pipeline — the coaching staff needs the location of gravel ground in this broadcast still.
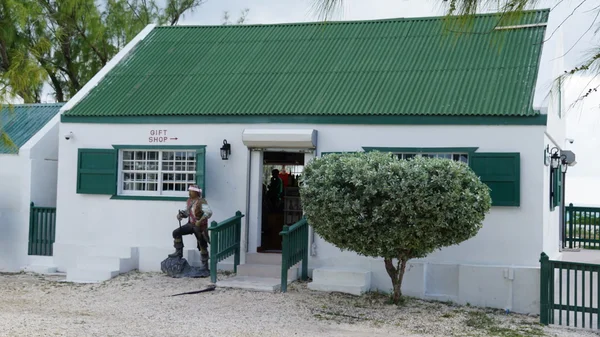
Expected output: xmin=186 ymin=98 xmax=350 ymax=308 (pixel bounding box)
xmin=1 ymin=271 xmax=600 ymax=337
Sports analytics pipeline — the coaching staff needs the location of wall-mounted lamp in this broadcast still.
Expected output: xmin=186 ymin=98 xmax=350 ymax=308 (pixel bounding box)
xmin=220 ymin=139 xmax=231 ymax=160
xmin=546 ymin=146 xmax=568 ymax=172
xmin=64 ymin=132 xmax=74 ymax=140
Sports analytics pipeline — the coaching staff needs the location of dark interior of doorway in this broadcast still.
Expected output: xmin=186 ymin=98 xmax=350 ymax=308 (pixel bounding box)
xmin=259 ymin=151 xmax=305 ymax=253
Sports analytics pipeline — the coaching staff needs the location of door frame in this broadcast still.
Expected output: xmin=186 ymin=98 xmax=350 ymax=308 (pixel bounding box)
xmin=245 ymin=148 xmax=315 ymax=254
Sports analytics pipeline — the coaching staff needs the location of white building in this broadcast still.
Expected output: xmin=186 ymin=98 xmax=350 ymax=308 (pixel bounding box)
xmin=0 ymin=103 xmax=63 ymax=272
xmin=53 ymin=9 xmax=569 ymax=314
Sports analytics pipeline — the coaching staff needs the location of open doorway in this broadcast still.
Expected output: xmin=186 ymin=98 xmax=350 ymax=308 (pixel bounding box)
xmin=259 ymin=151 xmax=305 ymax=252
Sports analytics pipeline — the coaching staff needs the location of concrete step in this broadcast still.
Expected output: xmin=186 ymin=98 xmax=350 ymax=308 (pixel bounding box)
xmin=217 ymin=276 xmax=283 ymax=292
xmin=312 ymin=267 xmax=371 ymax=286
xmin=245 ymin=253 xmax=282 ymax=265
xmin=66 ymin=268 xmax=120 ymax=283
xmin=308 ymin=267 xmax=371 ymax=296
xmin=307 ymin=283 xmax=368 ymax=296
xmin=237 ymin=263 xmax=298 ymax=280
xmin=76 ymin=255 xmax=136 ymax=273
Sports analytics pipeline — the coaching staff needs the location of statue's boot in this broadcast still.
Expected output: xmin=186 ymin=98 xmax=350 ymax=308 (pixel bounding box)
xmin=200 ymin=252 xmax=209 ymax=270
xmin=169 ymin=238 xmax=184 ymax=258
xmin=168 ymin=248 xmax=183 ymax=258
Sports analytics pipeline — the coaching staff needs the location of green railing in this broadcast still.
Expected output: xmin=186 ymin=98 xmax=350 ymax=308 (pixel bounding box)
xmin=279 ymin=218 xmax=309 ymax=292
xmin=565 ymin=204 xmax=600 ymax=249
xmin=540 ymin=252 xmax=600 ymax=329
xmin=28 ymin=202 xmax=57 ymax=256
xmin=208 ymin=211 xmax=244 ymax=283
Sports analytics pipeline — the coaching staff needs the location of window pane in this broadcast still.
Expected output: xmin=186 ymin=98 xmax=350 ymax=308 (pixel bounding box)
xmin=134 ymin=161 xmax=146 ymax=170
xmin=175 ymin=163 xmax=184 ymax=171
xmin=123 ymin=151 xmax=134 ymax=160
xmin=148 ymin=151 xmax=158 ymax=160
xmin=148 ymin=161 xmax=159 ymax=171
xmin=147 ymin=183 xmax=158 ymax=191
xmin=123 ymin=161 xmax=133 ymax=170
xmin=135 ymin=151 xmax=146 ymax=160
xmin=163 ymin=151 xmax=174 ymax=160
xmin=187 ymin=162 xmax=196 ymax=171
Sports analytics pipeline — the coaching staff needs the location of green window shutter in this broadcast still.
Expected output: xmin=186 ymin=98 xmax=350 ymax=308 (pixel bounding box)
xmin=77 ymin=149 xmax=117 ymax=194
xmin=470 ymin=152 xmax=520 ymax=207
xmin=551 ymin=166 xmax=563 ymax=209
xmin=196 ymin=147 xmax=206 ymax=197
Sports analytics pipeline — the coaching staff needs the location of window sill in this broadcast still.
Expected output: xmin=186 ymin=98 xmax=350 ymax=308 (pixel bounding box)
xmin=110 ymin=195 xmax=187 ymax=202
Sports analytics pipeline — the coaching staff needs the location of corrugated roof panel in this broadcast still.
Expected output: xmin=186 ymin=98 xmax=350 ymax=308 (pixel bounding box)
xmin=64 ymin=10 xmax=549 ymax=118
xmin=0 ymin=103 xmax=64 ymax=154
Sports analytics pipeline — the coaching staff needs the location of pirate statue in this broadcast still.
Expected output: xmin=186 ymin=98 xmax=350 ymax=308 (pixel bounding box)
xmin=169 ymin=184 xmax=213 ymax=270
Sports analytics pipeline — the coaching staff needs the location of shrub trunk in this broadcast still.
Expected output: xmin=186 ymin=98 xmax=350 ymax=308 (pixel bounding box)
xmin=384 ymin=257 xmax=408 ymax=304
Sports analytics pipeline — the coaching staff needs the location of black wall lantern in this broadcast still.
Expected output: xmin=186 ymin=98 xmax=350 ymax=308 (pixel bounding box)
xmin=220 ymin=139 xmax=231 ymax=160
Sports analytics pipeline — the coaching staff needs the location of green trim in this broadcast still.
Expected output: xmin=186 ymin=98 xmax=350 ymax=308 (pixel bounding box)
xmin=112 ymin=145 xmax=207 ymax=150
xmin=321 ymin=151 xmax=359 ymax=156
xmin=362 ymin=147 xmax=479 ymax=153
xmin=110 ymin=195 xmax=187 ymax=202
xmin=61 ymin=114 xmax=548 ymax=126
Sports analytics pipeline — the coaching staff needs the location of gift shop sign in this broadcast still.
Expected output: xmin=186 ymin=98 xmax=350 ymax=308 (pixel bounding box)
xmin=148 ymin=129 xmax=178 ymax=143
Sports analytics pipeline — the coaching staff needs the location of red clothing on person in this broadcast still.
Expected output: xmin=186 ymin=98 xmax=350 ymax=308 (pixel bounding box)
xmin=279 ymin=172 xmax=290 ymax=187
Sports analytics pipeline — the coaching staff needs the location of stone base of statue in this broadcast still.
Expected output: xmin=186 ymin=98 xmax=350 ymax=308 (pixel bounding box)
xmin=161 ymin=256 xmax=210 ymax=278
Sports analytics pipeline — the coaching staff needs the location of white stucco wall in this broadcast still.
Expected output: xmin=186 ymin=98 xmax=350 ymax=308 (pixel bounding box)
xmin=56 ymin=122 xmax=545 ymax=266
xmin=26 ymin=121 xmax=60 ymax=208
xmin=0 ymin=154 xmax=31 ymax=271
xmin=0 ymin=118 xmax=60 ymax=272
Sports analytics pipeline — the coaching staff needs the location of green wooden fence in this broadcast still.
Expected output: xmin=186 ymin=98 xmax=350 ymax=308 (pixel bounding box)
xmin=208 ymin=211 xmax=244 ymax=283
xmin=565 ymin=204 xmax=600 ymax=249
xmin=280 ymin=218 xmax=309 ymax=292
xmin=28 ymin=202 xmax=57 ymax=256
xmin=540 ymin=252 xmax=600 ymax=329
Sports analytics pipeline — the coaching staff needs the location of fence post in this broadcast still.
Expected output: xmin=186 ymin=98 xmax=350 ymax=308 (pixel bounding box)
xmin=234 ymin=211 xmax=242 ymax=273
xmin=568 ymin=203 xmax=574 ymax=249
xmin=540 ymin=252 xmax=550 ymax=325
xmin=281 ymin=225 xmax=290 ymax=293
xmin=301 ymin=223 xmax=308 ymax=280
xmin=210 ymin=220 xmax=218 ymax=283
xmin=28 ymin=202 xmax=34 ymax=255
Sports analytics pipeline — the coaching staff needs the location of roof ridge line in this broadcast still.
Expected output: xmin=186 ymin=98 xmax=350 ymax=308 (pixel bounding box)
xmin=155 ymin=8 xmax=550 ymax=29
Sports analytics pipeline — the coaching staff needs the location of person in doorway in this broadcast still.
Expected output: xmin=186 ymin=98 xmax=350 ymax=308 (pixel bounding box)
xmin=268 ymin=169 xmax=284 ymax=210
xmin=169 ymin=185 xmax=213 ymax=271
xmin=279 ymin=166 xmax=290 ymax=187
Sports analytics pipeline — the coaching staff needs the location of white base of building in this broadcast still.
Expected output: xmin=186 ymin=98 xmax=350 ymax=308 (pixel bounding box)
xmin=307 ymin=256 xmax=540 ymax=315
xmin=24 ymin=256 xmax=59 ymax=274
xmin=52 ymin=244 xmax=540 ymax=314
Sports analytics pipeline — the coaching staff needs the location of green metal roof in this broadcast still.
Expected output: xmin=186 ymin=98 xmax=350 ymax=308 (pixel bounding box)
xmin=0 ymin=103 xmax=64 ymax=154
xmin=64 ymin=10 xmax=549 ymax=119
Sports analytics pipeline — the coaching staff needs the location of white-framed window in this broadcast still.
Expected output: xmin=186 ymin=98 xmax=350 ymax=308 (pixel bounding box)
xmin=395 ymin=152 xmax=469 ymax=164
xmin=118 ymin=149 xmax=197 ymax=196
